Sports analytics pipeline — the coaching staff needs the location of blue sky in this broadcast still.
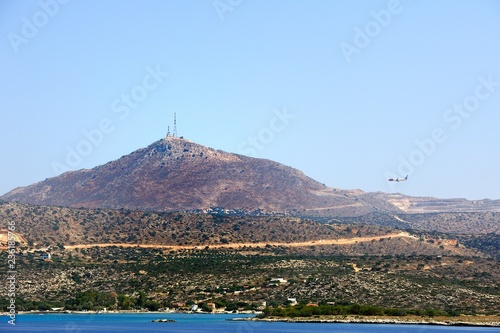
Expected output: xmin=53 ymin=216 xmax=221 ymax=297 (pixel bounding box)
xmin=1 ymin=0 xmax=499 ymax=200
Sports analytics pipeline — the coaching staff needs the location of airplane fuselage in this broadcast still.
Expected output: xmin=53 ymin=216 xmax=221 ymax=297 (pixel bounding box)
xmin=388 ymin=175 xmax=408 ymax=182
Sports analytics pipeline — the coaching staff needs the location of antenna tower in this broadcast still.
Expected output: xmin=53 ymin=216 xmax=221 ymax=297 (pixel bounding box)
xmin=166 ymin=125 xmax=170 ymax=138
xmin=173 ymin=113 xmax=177 ymax=137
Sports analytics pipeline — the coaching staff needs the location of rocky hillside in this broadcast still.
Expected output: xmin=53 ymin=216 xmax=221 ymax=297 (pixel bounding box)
xmin=0 ymin=201 xmax=487 ymax=258
xmin=0 ymin=137 xmax=397 ymax=217
xmin=365 ymin=192 xmax=500 ymax=213
xmin=2 ymin=137 xmax=500 ymax=219
xmin=0 ymin=201 xmax=341 ymax=247
xmin=334 ymin=211 xmax=499 ymax=234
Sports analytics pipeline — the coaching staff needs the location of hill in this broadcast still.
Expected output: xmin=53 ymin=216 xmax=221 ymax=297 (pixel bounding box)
xmin=3 ymin=247 xmax=499 ymax=315
xmin=0 ymin=201 xmax=486 ymax=258
xmin=0 ymin=137 xmax=398 ymax=217
xmin=1 ymin=138 xmax=498 ymax=316
xmin=0 ymin=201 xmax=334 ymax=247
xmin=2 ymin=137 xmax=500 ymax=220
xmin=1 ymin=202 xmax=497 ymax=315
xmin=332 ymin=211 xmax=499 ymax=234
xmin=364 ymin=192 xmax=500 ymax=213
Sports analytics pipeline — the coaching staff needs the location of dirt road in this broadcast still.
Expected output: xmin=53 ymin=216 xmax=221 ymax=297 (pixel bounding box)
xmin=63 ymin=232 xmax=415 ymax=250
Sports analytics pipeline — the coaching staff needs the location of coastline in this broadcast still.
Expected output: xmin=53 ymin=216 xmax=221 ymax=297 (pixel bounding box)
xmin=5 ymin=311 xmax=500 ymax=327
xmin=6 ymin=309 xmax=258 ymax=315
xmin=236 ymin=315 xmax=500 ymax=327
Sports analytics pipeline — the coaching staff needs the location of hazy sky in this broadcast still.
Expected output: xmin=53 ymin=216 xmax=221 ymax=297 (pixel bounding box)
xmin=1 ymin=0 xmax=499 ymax=200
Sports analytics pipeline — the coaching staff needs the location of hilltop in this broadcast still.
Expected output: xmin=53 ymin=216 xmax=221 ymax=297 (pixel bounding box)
xmin=1 ymin=138 xmax=498 ymax=317
xmin=0 ymin=137 xmax=396 ymax=217
xmin=3 ymin=137 xmax=500 ymax=219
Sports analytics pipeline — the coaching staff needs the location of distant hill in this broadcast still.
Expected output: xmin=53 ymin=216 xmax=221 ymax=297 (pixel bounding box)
xmin=0 ymin=201 xmax=337 ymax=247
xmin=364 ymin=192 xmax=500 ymax=214
xmin=333 ymin=211 xmax=499 ymax=234
xmin=0 ymin=201 xmax=483 ymax=258
xmin=0 ymin=137 xmax=398 ymax=217
xmin=2 ymin=137 xmax=500 ymax=219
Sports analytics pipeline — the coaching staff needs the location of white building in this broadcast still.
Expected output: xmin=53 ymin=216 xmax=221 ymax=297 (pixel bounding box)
xmin=39 ymin=252 xmax=51 ymax=260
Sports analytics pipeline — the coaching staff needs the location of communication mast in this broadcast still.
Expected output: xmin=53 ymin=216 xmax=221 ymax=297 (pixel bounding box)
xmin=173 ymin=113 xmax=178 ymax=137
xmin=165 ymin=113 xmax=178 ymax=138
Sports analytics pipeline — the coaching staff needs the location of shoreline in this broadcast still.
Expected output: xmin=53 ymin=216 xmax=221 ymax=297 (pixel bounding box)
xmin=4 ymin=311 xmax=499 ymax=327
xmin=236 ymin=315 xmax=500 ymax=327
xmin=4 ymin=309 xmax=258 ymax=315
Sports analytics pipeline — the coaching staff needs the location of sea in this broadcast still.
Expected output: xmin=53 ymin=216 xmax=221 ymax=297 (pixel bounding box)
xmin=1 ymin=313 xmax=498 ymax=333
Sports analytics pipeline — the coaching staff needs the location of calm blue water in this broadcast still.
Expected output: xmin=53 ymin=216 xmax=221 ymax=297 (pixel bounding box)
xmin=1 ymin=313 xmax=498 ymax=333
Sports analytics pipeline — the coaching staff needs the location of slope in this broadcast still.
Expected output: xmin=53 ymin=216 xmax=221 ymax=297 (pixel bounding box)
xmin=1 ymin=137 xmax=393 ymax=217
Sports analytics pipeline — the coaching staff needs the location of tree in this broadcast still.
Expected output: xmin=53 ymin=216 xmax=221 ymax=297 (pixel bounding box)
xmin=136 ymin=291 xmax=147 ymax=308
xmin=199 ymin=303 xmax=213 ymax=313
xmin=146 ymin=300 xmax=160 ymax=311
xmin=117 ymin=294 xmax=133 ymax=310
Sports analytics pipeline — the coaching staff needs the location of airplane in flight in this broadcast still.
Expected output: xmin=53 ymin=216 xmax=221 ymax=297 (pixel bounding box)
xmin=388 ymin=175 xmax=408 ymax=182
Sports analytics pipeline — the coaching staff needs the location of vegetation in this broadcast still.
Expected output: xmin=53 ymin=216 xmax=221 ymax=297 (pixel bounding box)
xmin=456 ymin=233 xmax=500 ymax=259
xmin=0 ymin=202 xmax=498 ymax=316
xmin=334 ymin=211 xmax=499 ymax=235
xmin=0 ymin=202 xmax=351 ymax=247
xmin=1 ymin=247 xmax=498 ymax=315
